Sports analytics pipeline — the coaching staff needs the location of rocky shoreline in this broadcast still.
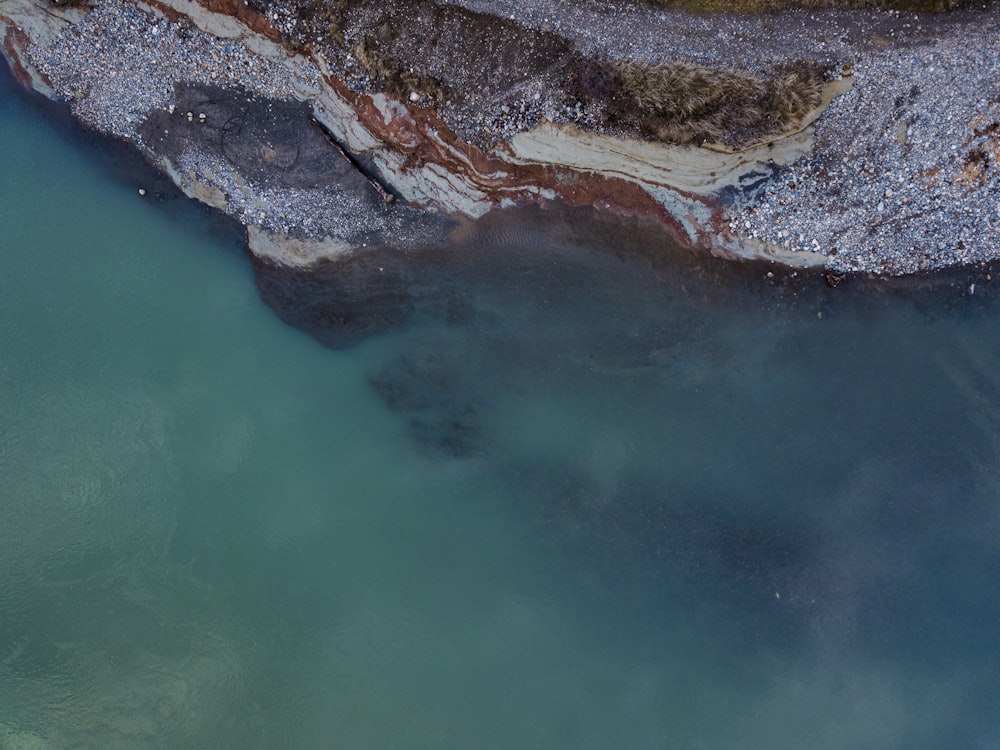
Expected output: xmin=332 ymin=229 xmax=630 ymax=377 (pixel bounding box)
xmin=1 ymin=0 xmax=998 ymax=276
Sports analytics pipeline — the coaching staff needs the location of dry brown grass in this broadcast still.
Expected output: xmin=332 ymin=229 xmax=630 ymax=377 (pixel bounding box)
xmin=351 ymin=30 xmax=449 ymax=103
xmin=568 ymin=58 xmax=826 ymax=148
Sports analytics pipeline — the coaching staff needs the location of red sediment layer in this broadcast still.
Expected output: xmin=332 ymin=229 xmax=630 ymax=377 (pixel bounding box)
xmin=143 ymin=0 xmax=281 ymax=40
xmin=3 ymin=26 xmax=44 ymax=89
xmin=321 ymin=72 xmax=706 ymax=248
xmin=194 ymin=0 xmax=280 ymax=41
xmin=2 ymin=0 xmax=710 ymax=249
xmin=141 ymin=0 xmax=188 ymax=23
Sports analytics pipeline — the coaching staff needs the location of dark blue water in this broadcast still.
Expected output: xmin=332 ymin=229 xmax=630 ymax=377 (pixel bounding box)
xmin=3 ymin=61 xmax=1000 ymax=748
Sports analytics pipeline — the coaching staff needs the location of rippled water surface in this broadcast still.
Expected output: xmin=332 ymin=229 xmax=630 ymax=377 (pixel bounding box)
xmin=3 ymin=65 xmax=1000 ymax=749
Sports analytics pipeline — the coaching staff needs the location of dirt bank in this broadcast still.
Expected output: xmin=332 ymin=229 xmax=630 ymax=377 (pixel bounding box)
xmin=1 ymin=0 xmax=997 ymax=275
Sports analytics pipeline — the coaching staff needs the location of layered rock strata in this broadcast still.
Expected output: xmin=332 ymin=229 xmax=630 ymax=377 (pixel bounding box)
xmin=0 ymin=0 xmax=839 ymax=269
xmin=2 ymin=0 xmax=997 ymax=275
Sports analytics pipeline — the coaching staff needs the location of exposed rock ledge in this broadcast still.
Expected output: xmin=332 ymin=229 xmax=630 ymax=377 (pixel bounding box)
xmin=2 ymin=0 xmax=997 ymax=275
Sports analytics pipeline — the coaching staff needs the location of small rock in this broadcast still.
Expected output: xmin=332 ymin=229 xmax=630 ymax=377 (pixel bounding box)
xmin=824 ymin=271 xmax=846 ymax=288
xmin=409 ymin=92 xmax=420 ymax=102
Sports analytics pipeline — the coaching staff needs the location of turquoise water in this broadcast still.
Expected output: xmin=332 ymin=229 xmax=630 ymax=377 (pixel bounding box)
xmin=3 ymin=63 xmax=1000 ymax=748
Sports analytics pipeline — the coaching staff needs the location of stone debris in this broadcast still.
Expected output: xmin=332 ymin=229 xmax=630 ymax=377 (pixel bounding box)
xmin=729 ymin=25 xmax=1000 ymax=275
xmin=11 ymin=0 xmax=1000 ymax=275
xmin=21 ymin=0 xmax=444 ymax=251
xmin=425 ymin=0 xmax=1000 ymax=275
xmin=29 ymin=0 xmax=320 ymax=141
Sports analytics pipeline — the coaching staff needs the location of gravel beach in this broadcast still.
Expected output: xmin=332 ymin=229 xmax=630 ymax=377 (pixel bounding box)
xmin=441 ymin=0 xmax=1000 ymax=275
xmin=4 ymin=0 xmax=999 ymax=275
xmin=735 ymin=22 xmax=1000 ymax=274
xmin=20 ymin=0 xmax=450 ymax=250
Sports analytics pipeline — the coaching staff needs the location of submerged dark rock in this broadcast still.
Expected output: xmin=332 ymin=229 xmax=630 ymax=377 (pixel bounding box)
xmin=252 ymin=247 xmax=415 ymax=348
xmin=369 ymin=353 xmax=485 ymax=458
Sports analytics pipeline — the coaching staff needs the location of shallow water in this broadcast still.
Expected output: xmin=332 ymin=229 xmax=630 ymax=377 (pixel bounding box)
xmin=3 ymin=63 xmax=1000 ymax=749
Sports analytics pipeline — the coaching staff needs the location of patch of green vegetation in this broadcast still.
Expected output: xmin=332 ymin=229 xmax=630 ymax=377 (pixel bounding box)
xmin=568 ymin=57 xmax=826 ymax=148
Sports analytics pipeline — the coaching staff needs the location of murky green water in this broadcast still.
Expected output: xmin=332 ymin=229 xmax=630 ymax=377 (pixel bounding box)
xmin=3 ymin=64 xmax=1000 ymax=749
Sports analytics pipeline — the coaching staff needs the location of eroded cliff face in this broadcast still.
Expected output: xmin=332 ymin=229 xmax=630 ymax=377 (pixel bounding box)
xmin=0 ymin=0 xmax=845 ymax=269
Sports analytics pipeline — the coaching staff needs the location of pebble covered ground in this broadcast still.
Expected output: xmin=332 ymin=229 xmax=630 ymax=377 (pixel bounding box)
xmin=29 ymin=0 xmax=319 ymax=140
xmin=445 ymin=0 xmax=931 ymax=71
xmin=299 ymin=0 xmax=988 ymax=278
xmin=441 ymin=0 xmax=1000 ymax=274
xmin=18 ymin=0 xmax=1000 ymax=275
xmin=734 ymin=26 xmax=1000 ymax=274
xmin=170 ymin=147 xmax=441 ymax=244
xmin=26 ymin=0 xmax=447 ymax=248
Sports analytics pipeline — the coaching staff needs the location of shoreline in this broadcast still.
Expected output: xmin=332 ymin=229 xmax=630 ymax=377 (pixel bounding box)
xmin=3 ymin=49 xmax=995 ymax=331
xmin=1 ymin=0 xmax=997 ymax=277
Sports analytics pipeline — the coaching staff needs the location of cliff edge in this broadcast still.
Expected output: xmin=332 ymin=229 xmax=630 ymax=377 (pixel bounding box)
xmin=2 ymin=0 xmax=997 ymax=275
